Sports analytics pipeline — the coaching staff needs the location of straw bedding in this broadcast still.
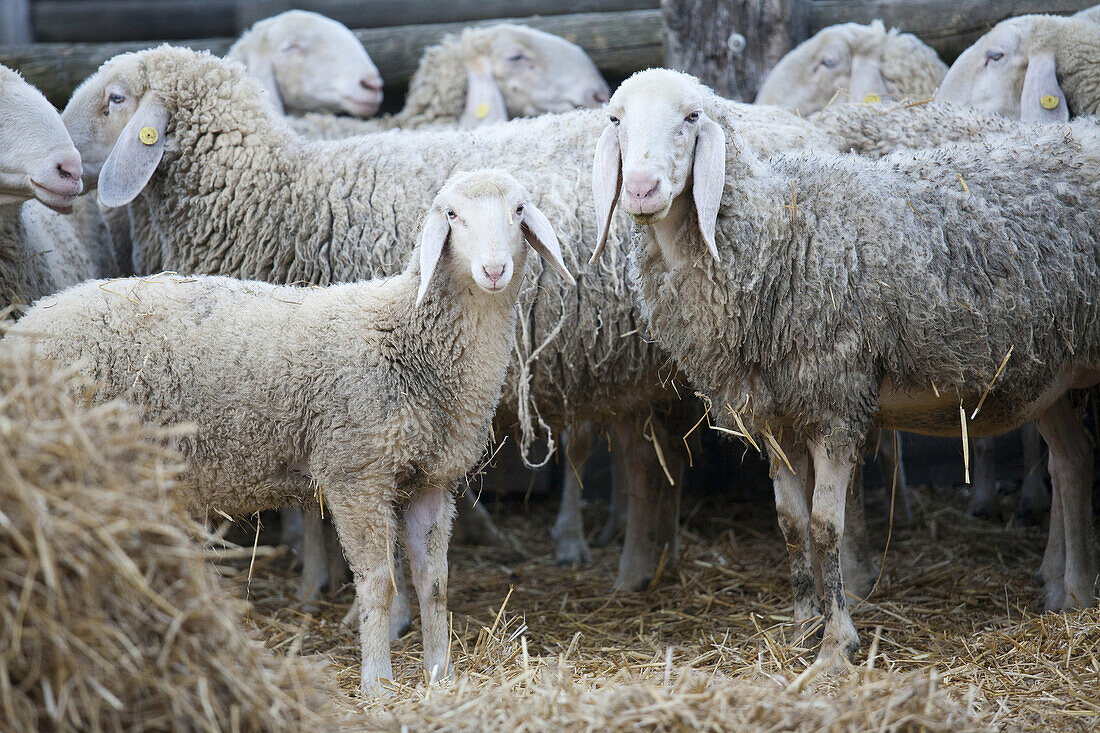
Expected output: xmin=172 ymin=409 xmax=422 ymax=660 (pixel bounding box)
xmin=0 ymin=347 xmax=330 ymax=732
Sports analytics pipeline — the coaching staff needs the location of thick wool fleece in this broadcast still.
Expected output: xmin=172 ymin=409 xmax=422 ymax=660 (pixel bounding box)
xmin=9 ymin=265 xmax=513 ymax=516
xmin=108 ymin=47 xmax=831 ymax=460
xmin=630 ymin=123 xmax=1100 ymax=452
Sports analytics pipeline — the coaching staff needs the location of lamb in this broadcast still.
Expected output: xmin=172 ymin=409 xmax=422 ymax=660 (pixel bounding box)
xmin=227 ymin=10 xmax=383 ymax=118
xmin=6 ymin=168 xmax=574 ymax=696
xmin=756 ymin=20 xmax=947 ymax=115
xmin=935 ymin=14 xmax=1100 ymax=122
xmin=290 ymin=23 xmax=610 ymax=138
xmin=592 ymin=68 xmax=1099 ymax=663
xmin=0 ymin=64 xmax=116 ymax=314
xmin=60 ymin=46 xmax=833 ymax=594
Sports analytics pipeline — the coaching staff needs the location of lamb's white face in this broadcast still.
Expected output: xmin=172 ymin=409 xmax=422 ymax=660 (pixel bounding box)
xmin=61 ymin=64 xmax=143 ymax=187
xmin=253 ymin=11 xmax=383 ymax=116
xmin=487 ymin=26 xmax=610 ymax=116
xmin=435 ymin=178 xmax=530 ymax=294
xmin=936 ymin=23 xmax=1027 ymax=118
xmin=605 ymin=71 xmax=707 ymax=223
xmin=0 ymin=69 xmax=83 ymax=211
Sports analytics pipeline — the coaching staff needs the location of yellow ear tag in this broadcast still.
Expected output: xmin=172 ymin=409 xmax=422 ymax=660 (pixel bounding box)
xmin=138 ymin=126 xmax=159 ymax=145
xmin=1041 ymin=94 xmax=1060 ymax=110
xmin=862 ymin=92 xmax=881 ymax=104
xmin=475 ymin=102 xmax=490 ymax=119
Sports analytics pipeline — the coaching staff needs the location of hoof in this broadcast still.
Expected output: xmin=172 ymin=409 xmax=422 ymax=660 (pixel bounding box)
xmin=554 ymin=536 xmax=592 ymax=567
xmin=1043 ymin=582 xmax=1066 ymax=613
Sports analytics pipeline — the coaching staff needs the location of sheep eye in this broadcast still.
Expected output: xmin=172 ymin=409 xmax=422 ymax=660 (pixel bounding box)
xmin=507 ymin=53 xmax=527 ymax=62
xmin=609 ymin=116 xmax=620 ymax=126
xmin=107 ymin=92 xmax=125 ymax=105
xmin=445 ymin=209 xmax=457 ymax=220
xmin=986 ymin=50 xmax=1004 ymax=63
xmin=515 ymin=204 xmax=524 ymax=215
xmin=820 ymin=58 xmax=838 ymax=69
xmin=685 ymin=111 xmax=700 ymax=123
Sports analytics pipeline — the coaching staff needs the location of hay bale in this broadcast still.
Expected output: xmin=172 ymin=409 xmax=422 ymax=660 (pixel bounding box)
xmin=0 ymin=347 xmax=330 ymax=731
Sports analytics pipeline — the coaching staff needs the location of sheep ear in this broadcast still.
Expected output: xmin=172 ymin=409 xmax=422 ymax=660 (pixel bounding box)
xmin=460 ymin=58 xmax=507 ymax=128
xmin=692 ymin=117 xmax=725 ymax=262
xmin=1020 ymin=52 xmax=1068 ymax=123
xmin=849 ymin=55 xmax=888 ymax=103
xmin=521 ymin=203 xmax=575 ymax=286
xmin=97 ymin=97 xmax=168 ymax=208
xmin=243 ymin=49 xmax=285 ymax=114
xmin=417 ymin=209 xmax=450 ymax=306
xmin=588 ymin=123 xmax=621 ymax=264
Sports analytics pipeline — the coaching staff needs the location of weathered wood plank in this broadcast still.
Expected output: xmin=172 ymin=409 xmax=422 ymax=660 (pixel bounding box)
xmin=32 ymin=0 xmax=239 ymax=43
xmin=1 ymin=0 xmax=32 ymax=44
xmin=0 ymin=10 xmax=664 ymax=107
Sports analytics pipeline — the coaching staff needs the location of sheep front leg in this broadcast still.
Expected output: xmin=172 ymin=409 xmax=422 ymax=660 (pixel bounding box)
xmin=769 ymin=434 xmax=818 ymax=638
xmin=809 ymin=438 xmax=860 ymax=663
xmin=1035 ymin=396 xmax=1096 ymax=610
xmin=325 ymin=487 xmax=396 ymax=696
xmin=403 ymin=483 xmax=456 ymax=681
xmin=552 ymin=425 xmax=594 ymax=566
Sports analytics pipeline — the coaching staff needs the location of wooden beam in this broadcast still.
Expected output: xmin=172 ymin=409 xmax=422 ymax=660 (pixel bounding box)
xmin=0 ymin=10 xmax=663 ymax=108
xmin=237 ymin=0 xmax=659 ymax=32
xmin=31 ymin=0 xmax=239 ymax=43
xmin=808 ymin=0 xmax=1099 ymax=62
xmin=0 ymin=0 xmax=32 ymax=44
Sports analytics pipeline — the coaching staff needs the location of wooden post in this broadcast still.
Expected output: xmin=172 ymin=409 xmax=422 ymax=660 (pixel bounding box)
xmin=1 ymin=0 xmax=32 ymax=45
xmin=660 ymin=0 xmax=809 ymax=101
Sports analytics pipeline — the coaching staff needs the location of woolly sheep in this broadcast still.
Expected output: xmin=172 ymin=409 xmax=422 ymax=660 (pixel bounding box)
xmin=7 ymin=168 xmax=574 ymax=696
xmin=936 ymin=14 xmax=1100 ymax=122
xmin=291 ymin=24 xmax=610 ymax=137
xmin=227 ymin=10 xmax=383 ymax=117
xmin=60 ymin=46 xmax=831 ymax=592
xmin=593 ymin=68 xmax=1099 ymax=663
xmin=0 ymin=65 xmax=116 ymax=313
xmin=756 ymin=20 xmax=947 ymax=115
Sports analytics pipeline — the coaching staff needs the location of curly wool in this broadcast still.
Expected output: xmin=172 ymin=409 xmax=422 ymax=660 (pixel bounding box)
xmin=112 ymin=47 xmax=830 ymax=462
xmin=631 ymin=122 xmax=1100 ymax=451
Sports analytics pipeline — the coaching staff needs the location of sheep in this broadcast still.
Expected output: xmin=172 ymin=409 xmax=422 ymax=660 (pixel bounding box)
xmin=6 ymin=168 xmax=574 ymax=696
xmin=0 ymin=64 xmax=116 ymax=314
xmin=227 ymin=10 xmax=383 ymax=118
xmin=936 ymin=14 xmax=1100 ymax=122
xmin=756 ymin=20 xmax=947 ymax=115
xmin=1076 ymin=4 xmax=1100 ymax=24
xmin=290 ymin=23 xmax=610 ymax=138
xmin=59 ymin=46 xmax=834 ymax=593
xmin=592 ymin=68 xmax=1100 ymax=663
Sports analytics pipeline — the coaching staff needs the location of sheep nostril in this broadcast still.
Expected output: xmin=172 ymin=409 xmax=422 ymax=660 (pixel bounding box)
xmin=593 ymin=89 xmax=609 ymax=105
xmin=56 ymin=161 xmax=81 ymax=181
xmin=483 ymin=265 xmax=505 ymax=283
xmin=360 ymin=77 xmax=382 ymax=92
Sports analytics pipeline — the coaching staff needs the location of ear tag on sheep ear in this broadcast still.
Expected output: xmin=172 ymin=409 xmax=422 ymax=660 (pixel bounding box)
xmin=138 ymin=126 xmax=159 ymax=145
xmin=862 ymin=93 xmax=881 ymax=104
xmin=475 ymin=102 xmax=491 ymax=119
xmin=1041 ymin=95 xmax=1060 ymax=110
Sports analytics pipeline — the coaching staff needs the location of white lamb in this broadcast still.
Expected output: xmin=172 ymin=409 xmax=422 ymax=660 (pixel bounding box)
xmin=6 ymin=168 xmax=574 ymax=696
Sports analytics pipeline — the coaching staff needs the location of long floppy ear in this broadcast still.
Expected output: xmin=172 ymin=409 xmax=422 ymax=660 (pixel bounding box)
xmin=588 ymin=123 xmax=622 ymax=264
xmin=1020 ymin=52 xmax=1068 ymax=122
xmin=243 ymin=46 xmax=285 ymax=114
xmin=97 ymin=97 xmax=168 ymax=208
xmin=460 ymin=57 xmax=507 ymax=128
xmin=521 ymin=203 xmax=575 ymax=286
xmin=416 ymin=208 xmax=450 ymax=306
xmin=849 ymin=54 xmax=888 ymax=103
xmin=693 ymin=117 xmax=725 ymax=262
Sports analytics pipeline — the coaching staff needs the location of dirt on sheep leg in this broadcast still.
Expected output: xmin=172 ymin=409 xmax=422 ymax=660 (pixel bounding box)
xmin=809 ymin=438 xmax=860 ymax=666
xmin=1036 ymin=396 xmax=1097 ymax=611
xmin=403 ymin=484 xmax=456 ymax=682
xmin=769 ymin=435 xmax=819 ymax=641
xmin=552 ymin=425 xmax=594 ymax=566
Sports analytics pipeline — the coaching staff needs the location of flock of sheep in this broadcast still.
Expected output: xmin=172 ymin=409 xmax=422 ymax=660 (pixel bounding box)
xmin=2 ymin=5 xmax=1099 ymax=698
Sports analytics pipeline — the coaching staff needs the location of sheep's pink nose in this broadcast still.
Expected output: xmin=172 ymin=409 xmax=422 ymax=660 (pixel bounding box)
xmin=482 ymin=264 xmax=505 ymax=284
xmin=624 ymin=171 xmax=660 ymax=202
xmin=592 ymin=87 xmax=610 ymax=105
xmin=360 ymin=74 xmax=383 ymax=92
xmin=55 ymin=153 xmax=82 ymax=184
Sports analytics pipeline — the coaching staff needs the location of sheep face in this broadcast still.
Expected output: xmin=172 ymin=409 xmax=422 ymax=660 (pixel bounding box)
xmin=416 ymin=169 xmax=573 ymax=306
xmin=936 ymin=17 xmax=1069 ymax=123
xmin=228 ymin=10 xmax=383 ymax=117
xmin=756 ymin=22 xmax=890 ymax=114
xmin=479 ymin=26 xmax=610 ymax=118
xmin=0 ymin=66 xmax=83 ymax=212
xmin=591 ymin=69 xmax=725 ymax=262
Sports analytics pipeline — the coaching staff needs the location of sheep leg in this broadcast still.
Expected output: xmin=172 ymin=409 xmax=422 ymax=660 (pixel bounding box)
xmin=1035 ymin=397 xmax=1096 ymax=610
xmin=966 ymin=437 xmax=999 ymax=518
xmin=1037 ymin=468 xmax=1065 ymax=599
xmin=809 ymin=438 xmax=860 ymax=664
xmin=597 ymin=447 xmax=626 ymax=546
xmin=875 ymin=429 xmax=911 ymax=523
xmin=1016 ymin=423 xmax=1049 ymax=524
xmin=450 ymin=490 xmax=503 ymax=546
xmin=325 ymin=519 xmax=350 ymax=592
xmin=769 ymin=433 xmax=820 ymax=641
xmin=340 ymin=547 xmax=411 ymax=642
xmin=403 ymin=484 xmax=456 ymax=682
xmin=279 ymin=507 xmax=304 ymax=560
xmin=325 ymin=488 xmax=396 ymax=697
xmin=841 ymin=468 xmax=875 ymax=601
xmin=552 ymin=425 xmax=594 ymax=566
xmin=296 ymin=509 xmax=328 ymax=604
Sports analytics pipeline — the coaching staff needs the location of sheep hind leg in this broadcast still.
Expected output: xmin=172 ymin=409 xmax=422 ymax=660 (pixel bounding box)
xmin=450 ymin=490 xmax=503 ymax=547
xmin=1035 ymin=397 xmax=1096 ymax=611
xmin=966 ymin=437 xmax=999 ymax=518
xmin=403 ymin=484 xmax=457 ymax=682
xmin=296 ymin=509 xmax=328 ymax=605
xmin=1016 ymin=422 xmax=1049 ymax=525
xmin=809 ymin=438 xmax=860 ymax=665
xmin=324 ymin=485 xmax=396 ymax=697
xmin=875 ymin=429 xmax=911 ymax=523
xmin=841 ymin=465 xmax=875 ymax=601
xmin=769 ymin=434 xmax=820 ymax=646
xmin=552 ymin=425 xmax=594 ymax=566
xmin=339 ymin=546 xmax=410 ymax=642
